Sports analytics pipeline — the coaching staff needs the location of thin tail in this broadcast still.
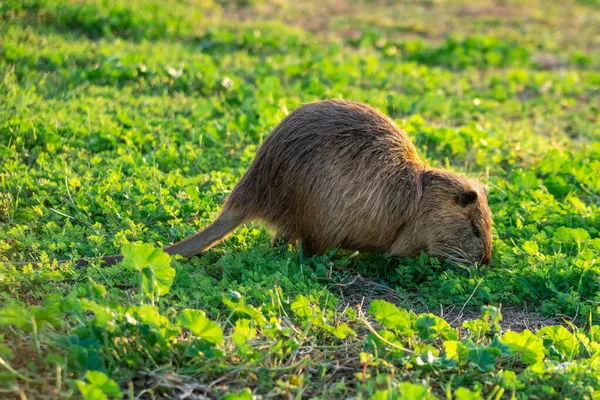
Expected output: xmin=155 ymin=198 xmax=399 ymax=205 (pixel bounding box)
xmin=163 ymin=211 xmax=244 ymax=258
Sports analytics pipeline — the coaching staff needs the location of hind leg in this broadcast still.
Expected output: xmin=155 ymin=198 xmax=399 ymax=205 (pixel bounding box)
xmin=299 ymin=237 xmax=326 ymax=260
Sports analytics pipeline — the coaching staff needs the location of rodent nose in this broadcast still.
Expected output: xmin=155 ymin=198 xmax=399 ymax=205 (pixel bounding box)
xmin=481 ymin=254 xmax=491 ymax=265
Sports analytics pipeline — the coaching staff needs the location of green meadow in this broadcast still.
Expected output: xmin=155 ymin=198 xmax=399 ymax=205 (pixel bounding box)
xmin=1 ymin=0 xmax=599 ymax=398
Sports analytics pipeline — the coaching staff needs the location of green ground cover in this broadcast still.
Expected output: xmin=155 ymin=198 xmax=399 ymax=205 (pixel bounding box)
xmin=1 ymin=0 xmax=599 ymax=398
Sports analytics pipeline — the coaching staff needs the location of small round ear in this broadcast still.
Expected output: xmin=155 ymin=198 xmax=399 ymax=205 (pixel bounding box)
xmin=457 ymin=190 xmax=478 ymax=207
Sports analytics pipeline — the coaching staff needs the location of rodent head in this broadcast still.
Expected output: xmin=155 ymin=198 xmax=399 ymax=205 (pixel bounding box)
xmin=418 ymin=168 xmax=493 ymax=266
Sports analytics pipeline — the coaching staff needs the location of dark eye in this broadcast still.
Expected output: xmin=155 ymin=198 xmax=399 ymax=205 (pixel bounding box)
xmin=472 ymin=224 xmax=481 ymax=238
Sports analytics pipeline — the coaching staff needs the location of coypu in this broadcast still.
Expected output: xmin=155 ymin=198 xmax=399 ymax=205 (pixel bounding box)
xmin=27 ymin=100 xmax=493 ymax=267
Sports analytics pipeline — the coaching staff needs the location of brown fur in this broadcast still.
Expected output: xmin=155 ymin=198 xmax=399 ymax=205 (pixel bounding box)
xmin=27 ymin=100 xmax=493 ymax=267
xmin=218 ymin=99 xmax=492 ymax=264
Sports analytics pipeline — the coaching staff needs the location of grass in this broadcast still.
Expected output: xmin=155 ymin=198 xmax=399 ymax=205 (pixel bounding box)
xmin=0 ymin=0 xmax=599 ymax=398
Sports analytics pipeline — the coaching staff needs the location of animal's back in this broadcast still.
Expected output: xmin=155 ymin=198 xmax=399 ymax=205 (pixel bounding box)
xmin=225 ymin=100 xmax=426 ymax=254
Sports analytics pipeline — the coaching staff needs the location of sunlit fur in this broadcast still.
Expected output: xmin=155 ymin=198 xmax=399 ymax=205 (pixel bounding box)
xmin=163 ymin=100 xmax=493 ymax=265
xmin=412 ymin=169 xmax=493 ymax=265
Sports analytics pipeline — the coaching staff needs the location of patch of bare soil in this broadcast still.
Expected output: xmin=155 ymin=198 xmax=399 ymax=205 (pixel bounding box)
xmin=221 ymin=0 xmax=355 ymax=36
xmin=444 ymin=306 xmax=565 ymax=331
xmin=333 ymin=274 xmax=569 ymax=332
xmin=216 ymin=0 xmax=599 ymax=53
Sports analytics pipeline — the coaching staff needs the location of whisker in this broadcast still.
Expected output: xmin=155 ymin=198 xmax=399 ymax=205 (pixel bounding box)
xmin=450 ymin=247 xmax=475 ymax=265
xmin=439 ymin=246 xmax=476 ymax=268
